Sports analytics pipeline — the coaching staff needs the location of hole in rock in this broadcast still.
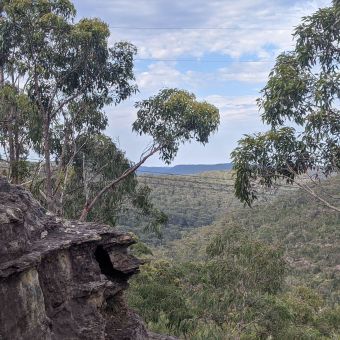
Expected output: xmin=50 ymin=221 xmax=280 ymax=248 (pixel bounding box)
xmin=94 ymin=245 xmax=126 ymax=281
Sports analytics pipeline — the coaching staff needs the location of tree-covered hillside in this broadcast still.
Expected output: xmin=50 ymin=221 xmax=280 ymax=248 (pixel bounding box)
xmin=118 ymin=170 xmax=300 ymax=245
xmin=128 ymin=175 xmax=340 ymax=338
xmin=161 ymin=175 xmax=340 ymax=299
xmin=117 ymin=171 xmax=236 ymax=243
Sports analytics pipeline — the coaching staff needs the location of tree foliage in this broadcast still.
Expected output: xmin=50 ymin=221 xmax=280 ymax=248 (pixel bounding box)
xmin=232 ymin=0 xmax=340 ymax=211
xmin=0 ymin=83 xmax=34 ymax=182
xmin=129 ymin=226 xmax=340 ymax=339
xmin=79 ymin=89 xmax=219 ymax=221
xmin=59 ymin=133 xmax=166 ymax=229
xmin=133 ymin=88 xmax=220 ymax=163
xmin=0 ymin=0 xmax=137 ymax=206
xmin=119 ymin=171 xmax=238 ymax=245
xmin=129 ymin=176 xmax=340 ymax=339
xmin=1 ymin=1 xmax=220 ymax=228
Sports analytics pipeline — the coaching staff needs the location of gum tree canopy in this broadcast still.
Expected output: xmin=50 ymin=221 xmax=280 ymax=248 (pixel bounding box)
xmin=79 ymin=89 xmax=220 ymax=221
xmin=0 ymin=1 xmax=220 ymax=226
xmin=232 ymin=0 xmax=340 ymax=212
xmin=0 ymin=0 xmax=137 ymax=208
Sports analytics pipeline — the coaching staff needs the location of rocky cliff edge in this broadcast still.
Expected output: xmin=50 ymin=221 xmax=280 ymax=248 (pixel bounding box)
xmin=0 ymin=178 xmax=176 ymax=340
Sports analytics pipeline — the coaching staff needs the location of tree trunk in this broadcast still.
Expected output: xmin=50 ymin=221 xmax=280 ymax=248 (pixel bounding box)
xmin=7 ymin=105 xmax=15 ymax=182
xmin=10 ymin=72 xmax=19 ymax=184
xmin=0 ymin=7 xmax=4 ymax=88
xmin=0 ymin=67 xmax=4 ymax=87
xmin=13 ymin=118 xmax=20 ymax=184
xmin=53 ymin=120 xmax=71 ymax=212
xmin=79 ymin=145 xmax=161 ymax=222
xmin=43 ymin=112 xmax=53 ymax=210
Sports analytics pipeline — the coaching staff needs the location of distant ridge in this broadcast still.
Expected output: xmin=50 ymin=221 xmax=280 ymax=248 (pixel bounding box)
xmin=138 ymin=163 xmax=232 ymax=175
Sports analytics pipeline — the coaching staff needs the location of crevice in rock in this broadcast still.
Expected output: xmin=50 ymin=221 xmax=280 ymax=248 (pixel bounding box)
xmin=0 ymin=177 xmax=177 ymax=339
xmin=94 ymin=245 xmax=127 ymax=281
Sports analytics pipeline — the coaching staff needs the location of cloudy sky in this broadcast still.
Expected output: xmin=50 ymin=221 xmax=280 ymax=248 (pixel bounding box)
xmin=73 ymin=0 xmax=331 ymax=166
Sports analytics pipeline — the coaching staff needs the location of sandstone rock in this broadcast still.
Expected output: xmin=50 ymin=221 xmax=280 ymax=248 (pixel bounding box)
xmin=0 ymin=178 xmax=176 ymax=340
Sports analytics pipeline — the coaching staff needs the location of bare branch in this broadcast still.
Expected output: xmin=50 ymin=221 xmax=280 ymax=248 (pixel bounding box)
xmin=79 ymin=144 xmax=161 ymax=221
xmin=285 ymin=163 xmax=340 ymax=212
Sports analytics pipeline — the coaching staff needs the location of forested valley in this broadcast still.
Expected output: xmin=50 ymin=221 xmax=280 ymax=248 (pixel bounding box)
xmin=127 ymin=174 xmax=340 ymax=339
xmin=0 ymin=0 xmax=339 ymax=339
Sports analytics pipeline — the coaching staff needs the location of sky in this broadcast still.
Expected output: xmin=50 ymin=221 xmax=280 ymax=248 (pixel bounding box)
xmin=73 ymin=0 xmax=331 ymax=166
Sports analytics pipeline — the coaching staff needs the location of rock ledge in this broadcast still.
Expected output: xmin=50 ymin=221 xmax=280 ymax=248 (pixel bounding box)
xmin=0 ymin=178 xmax=176 ymax=340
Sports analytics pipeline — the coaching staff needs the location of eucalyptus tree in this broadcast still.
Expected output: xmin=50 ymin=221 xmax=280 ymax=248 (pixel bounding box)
xmin=1 ymin=0 xmax=137 ymax=208
xmin=60 ymin=133 xmax=167 ymax=231
xmin=1 ymin=1 xmax=219 ymax=230
xmin=0 ymin=1 xmax=34 ymax=183
xmin=79 ymin=88 xmax=220 ymax=221
xmin=232 ymin=0 xmax=340 ymax=212
xmin=0 ymin=83 xmax=34 ymax=183
xmin=0 ymin=1 xmax=6 ymax=86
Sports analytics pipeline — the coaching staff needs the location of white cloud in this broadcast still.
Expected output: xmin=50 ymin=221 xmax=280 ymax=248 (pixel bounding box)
xmin=205 ymin=94 xmax=259 ymax=121
xmin=136 ymin=62 xmax=207 ymax=93
xmin=217 ymin=62 xmax=272 ymax=83
xmin=73 ymin=0 xmax=332 ymax=165
xmin=102 ymin=0 xmax=331 ymax=59
xmin=76 ymin=0 xmax=333 ymax=92
xmin=137 ymin=63 xmax=182 ymax=90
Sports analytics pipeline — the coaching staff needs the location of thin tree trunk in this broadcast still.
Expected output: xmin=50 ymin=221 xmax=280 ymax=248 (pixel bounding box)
xmin=295 ymin=180 xmax=340 ymax=213
xmin=8 ymin=105 xmax=15 ymax=183
xmin=285 ymin=163 xmax=340 ymax=213
xmin=43 ymin=112 xmax=53 ymax=210
xmin=0 ymin=5 xmax=6 ymax=161
xmin=58 ymin=118 xmax=71 ymax=170
xmin=59 ymin=137 xmax=87 ymax=215
xmin=11 ymin=70 xmax=19 ymax=184
xmin=0 ymin=6 xmax=4 ymax=88
xmin=0 ymin=67 xmax=4 ymax=87
xmin=79 ymin=145 xmax=161 ymax=222
xmin=13 ymin=121 xmax=20 ymax=183
xmin=82 ymin=152 xmax=90 ymax=204
xmin=52 ymin=120 xmax=71 ymax=202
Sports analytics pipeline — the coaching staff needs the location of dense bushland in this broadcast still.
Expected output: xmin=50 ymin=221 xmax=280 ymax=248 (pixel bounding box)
xmin=128 ymin=176 xmax=340 ymax=339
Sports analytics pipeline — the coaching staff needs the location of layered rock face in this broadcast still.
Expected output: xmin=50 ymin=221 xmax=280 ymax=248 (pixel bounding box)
xmin=0 ymin=178 xmax=175 ymax=340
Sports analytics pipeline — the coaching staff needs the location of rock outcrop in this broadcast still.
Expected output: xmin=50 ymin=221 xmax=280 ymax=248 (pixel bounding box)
xmin=0 ymin=178 xmax=176 ymax=340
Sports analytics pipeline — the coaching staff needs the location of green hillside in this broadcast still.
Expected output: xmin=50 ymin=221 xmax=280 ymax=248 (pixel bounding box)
xmin=127 ymin=176 xmax=340 ymax=339
xmin=160 ymin=175 xmax=340 ymax=300
xmin=118 ymin=170 xmax=298 ymax=244
xmin=118 ymin=171 xmax=235 ymax=243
